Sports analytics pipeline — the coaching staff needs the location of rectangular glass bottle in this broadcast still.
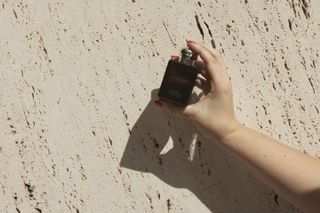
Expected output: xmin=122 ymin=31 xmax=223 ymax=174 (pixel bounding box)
xmin=158 ymin=48 xmax=198 ymax=106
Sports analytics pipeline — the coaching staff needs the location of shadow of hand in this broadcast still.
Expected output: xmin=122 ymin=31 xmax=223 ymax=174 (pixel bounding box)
xmin=120 ymin=89 xmax=245 ymax=212
xmin=120 ymin=89 xmax=199 ymax=185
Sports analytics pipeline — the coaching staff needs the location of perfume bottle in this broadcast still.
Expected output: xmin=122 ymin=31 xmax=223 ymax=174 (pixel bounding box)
xmin=158 ymin=48 xmax=198 ymax=106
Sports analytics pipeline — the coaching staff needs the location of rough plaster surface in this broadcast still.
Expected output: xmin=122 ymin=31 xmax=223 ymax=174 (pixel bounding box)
xmin=0 ymin=0 xmax=319 ymax=212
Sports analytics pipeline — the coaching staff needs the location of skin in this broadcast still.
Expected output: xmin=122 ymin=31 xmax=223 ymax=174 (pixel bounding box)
xmin=156 ymin=41 xmax=320 ymax=213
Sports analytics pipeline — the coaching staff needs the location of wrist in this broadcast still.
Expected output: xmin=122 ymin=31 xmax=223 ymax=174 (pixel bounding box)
xmin=216 ymin=119 xmax=243 ymax=142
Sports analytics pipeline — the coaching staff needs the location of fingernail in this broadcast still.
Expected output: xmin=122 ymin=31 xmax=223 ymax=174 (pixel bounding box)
xmin=170 ymin=55 xmax=179 ymax=61
xmin=186 ymin=39 xmax=196 ymax=45
xmin=154 ymin=99 xmax=163 ymax=107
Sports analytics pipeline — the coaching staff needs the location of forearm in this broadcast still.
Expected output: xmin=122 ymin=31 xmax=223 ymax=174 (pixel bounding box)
xmin=217 ymin=126 xmax=320 ymax=213
xmin=159 ymin=41 xmax=320 ymax=212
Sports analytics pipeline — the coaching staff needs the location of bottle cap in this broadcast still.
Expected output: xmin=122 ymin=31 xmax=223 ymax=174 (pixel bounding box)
xmin=180 ymin=48 xmax=194 ymax=65
xmin=181 ymin=48 xmax=193 ymax=58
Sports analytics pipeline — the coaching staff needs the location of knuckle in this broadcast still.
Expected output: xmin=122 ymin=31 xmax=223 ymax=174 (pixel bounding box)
xmin=214 ymin=52 xmax=221 ymax=58
xmin=210 ymin=49 xmax=221 ymax=59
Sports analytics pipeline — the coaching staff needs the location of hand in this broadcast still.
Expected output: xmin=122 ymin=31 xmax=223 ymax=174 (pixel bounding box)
xmin=156 ymin=41 xmax=242 ymax=140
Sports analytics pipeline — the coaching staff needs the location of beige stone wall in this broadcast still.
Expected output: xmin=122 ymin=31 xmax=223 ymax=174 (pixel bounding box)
xmin=1 ymin=0 xmax=319 ymax=212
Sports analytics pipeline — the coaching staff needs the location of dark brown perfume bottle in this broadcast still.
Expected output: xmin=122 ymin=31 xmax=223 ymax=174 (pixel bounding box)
xmin=158 ymin=48 xmax=198 ymax=106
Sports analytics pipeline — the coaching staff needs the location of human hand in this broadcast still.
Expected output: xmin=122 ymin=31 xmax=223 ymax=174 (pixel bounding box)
xmin=155 ymin=40 xmax=241 ymax=140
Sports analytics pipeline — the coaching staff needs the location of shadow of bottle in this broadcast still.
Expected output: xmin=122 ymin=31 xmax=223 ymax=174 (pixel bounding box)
xmin=120 ymin=89 xmax=252 ymax=212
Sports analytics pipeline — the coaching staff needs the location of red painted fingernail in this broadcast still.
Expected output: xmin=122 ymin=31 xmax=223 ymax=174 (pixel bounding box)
xmin=154 ymin=99 xmax=163 ymax=107
xmin=170 ymin=55 xmax=179 ymax=61
xmin=186 ymin=39 xmax=196 ymax=45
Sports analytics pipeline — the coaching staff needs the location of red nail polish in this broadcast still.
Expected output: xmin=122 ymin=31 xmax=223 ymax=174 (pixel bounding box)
xmin=186 ymin=39 xmax=196 ymax=45
xmin=154 ymin=100 xmax=163 ymax=107
xmin=170 ymin=55 xmax=179 ymax=61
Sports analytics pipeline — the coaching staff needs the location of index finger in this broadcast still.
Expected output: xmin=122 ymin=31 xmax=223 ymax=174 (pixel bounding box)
xmin=187 ymin=41 xmax=216 ymax=66
xmin=187 ymin=41 xmax=222 ymax=83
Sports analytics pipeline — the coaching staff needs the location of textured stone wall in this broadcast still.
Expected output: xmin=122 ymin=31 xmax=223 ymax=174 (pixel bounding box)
xmin=1 ymin=0 xmax=319 ymax=212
